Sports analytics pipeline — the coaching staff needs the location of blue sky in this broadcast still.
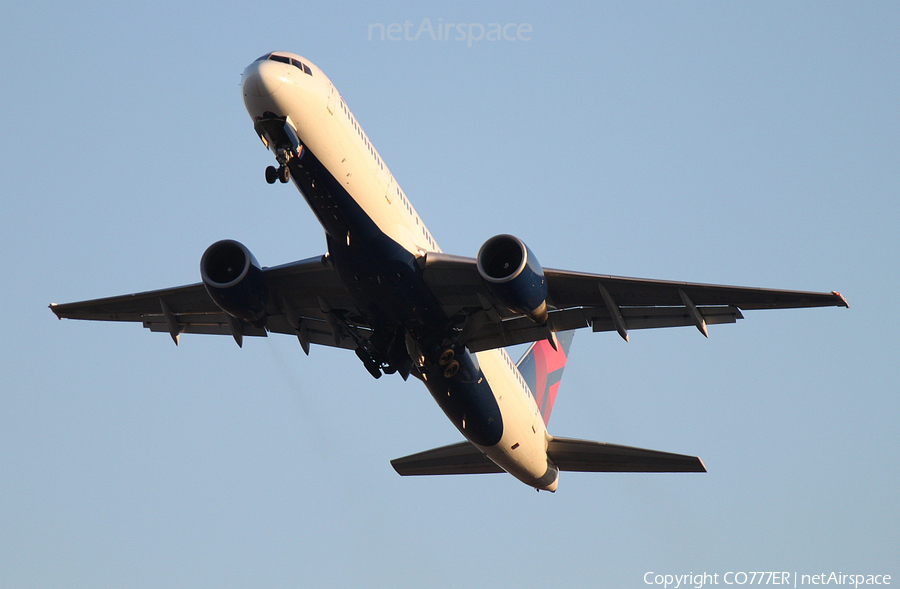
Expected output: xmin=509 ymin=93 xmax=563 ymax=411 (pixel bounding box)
xmin=1 ymin=2 xmax=897 ymax=587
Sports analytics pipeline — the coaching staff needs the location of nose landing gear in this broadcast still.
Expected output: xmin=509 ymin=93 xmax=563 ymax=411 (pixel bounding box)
xmin=265 ymin=165 xmax=290 ymax=184
xmin=255 ymin=113 xmax=303 ymax=185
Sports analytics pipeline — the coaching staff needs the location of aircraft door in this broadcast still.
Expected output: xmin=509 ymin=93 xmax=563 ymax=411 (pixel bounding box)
xmin=327 ymin=84 xmax=338 ymax=115
xmin=385 ymin=175 xmax=394 ymax=204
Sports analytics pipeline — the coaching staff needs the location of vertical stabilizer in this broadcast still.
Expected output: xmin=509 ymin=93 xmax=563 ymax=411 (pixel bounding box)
xmin=516 ymin=331 xmax=575 ymax=425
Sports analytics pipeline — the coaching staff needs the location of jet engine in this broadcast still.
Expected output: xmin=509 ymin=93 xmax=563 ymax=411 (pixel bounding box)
xmin=200 ymin=240 xmax=268 ymax=325
xmin=476 ymin=234 xmax=548 ymax=323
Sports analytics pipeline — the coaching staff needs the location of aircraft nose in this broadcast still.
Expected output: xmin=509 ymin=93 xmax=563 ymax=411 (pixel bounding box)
xmin=241 ymin=59 xmax=284 ymax=98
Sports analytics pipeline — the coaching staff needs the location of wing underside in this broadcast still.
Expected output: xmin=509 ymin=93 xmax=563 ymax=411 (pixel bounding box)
xmin=419 ymin=253 xmax=847 ymax=352
xmin=50 ymin=255 xmax=369 ymax=350
xmin=51 ymin=251 xmax=847 ymax=353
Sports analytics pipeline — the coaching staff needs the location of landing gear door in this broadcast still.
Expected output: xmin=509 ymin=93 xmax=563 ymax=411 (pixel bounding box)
xmin=327 ymin=84 xmax=338 ymax=115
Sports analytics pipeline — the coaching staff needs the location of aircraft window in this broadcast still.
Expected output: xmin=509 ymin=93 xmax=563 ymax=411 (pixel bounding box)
xmin=255 ymin=53 xmax=272 ymax=62
xmin=287 ymin=58 xmax=309 ymax=75
xmin=262 ymin=55 xmax=315 ymax=76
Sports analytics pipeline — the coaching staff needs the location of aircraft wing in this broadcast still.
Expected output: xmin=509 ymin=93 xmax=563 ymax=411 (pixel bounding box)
xmin=419 ymin=253 xmax=849 ymax=352
xmin=50 ymin=255 xmax=369 ymax=350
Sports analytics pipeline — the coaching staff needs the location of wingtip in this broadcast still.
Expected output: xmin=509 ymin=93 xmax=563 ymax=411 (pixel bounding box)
xmin=832 ymin=291 xmax=850 ymax=308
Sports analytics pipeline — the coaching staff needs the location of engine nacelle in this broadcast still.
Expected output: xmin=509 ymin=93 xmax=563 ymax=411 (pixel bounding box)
xmin=200 ymin=239 xmax=268 ymax=325
xmin=476 ymin=234 xmax=548 ymax=323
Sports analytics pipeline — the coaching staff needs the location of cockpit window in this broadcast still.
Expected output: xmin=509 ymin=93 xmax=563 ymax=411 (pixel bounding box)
xmin=290 ymin=58 xmax=313 ymax=76
xmin=265 ymin=54 xmax=313 ymax=76
xmin=254 ymin=53 xmax=271 ymax=62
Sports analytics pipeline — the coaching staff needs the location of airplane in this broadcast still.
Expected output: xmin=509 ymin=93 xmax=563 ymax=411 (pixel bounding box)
xmin=50 ymin=52 xmax=849 ymax=491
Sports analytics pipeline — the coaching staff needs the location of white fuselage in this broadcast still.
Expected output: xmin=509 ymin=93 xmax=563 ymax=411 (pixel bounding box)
xmin=242 ymin=53 xmax=557 ymax=491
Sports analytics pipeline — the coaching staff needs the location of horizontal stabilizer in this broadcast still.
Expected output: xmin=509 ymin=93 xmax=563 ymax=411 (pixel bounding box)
xmin=391 ymin=437 xmax=705 ymax=477
xmin=547 ymin=437 xmax=706 ymax=473
xmin=391 ymin=441 xmax=503 ymax=476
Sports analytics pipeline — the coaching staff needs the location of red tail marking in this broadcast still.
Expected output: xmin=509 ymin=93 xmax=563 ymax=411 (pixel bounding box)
xmin=532 ymin=339 xmax=569 ymax=423
xmin=543 ymin=381 xmax=561 ymax=426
